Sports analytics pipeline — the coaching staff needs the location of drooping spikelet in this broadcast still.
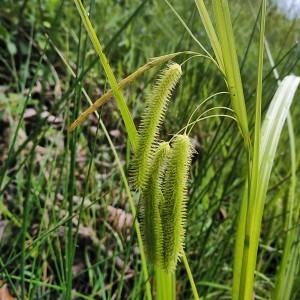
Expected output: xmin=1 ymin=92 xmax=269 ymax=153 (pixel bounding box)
xmin=140 ymin=142 xmax=170 ymax=265
xmin=131 ymin=62 xmax=182 ymax=190
xmin=160 ymin=134 xmax=195 ymax=272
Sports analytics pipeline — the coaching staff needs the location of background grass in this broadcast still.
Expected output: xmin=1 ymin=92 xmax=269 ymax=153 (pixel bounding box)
xmin=0 ymin=0 xmax=300 ymax=299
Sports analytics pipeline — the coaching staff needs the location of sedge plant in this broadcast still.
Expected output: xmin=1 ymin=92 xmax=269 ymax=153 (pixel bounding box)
xmin=70 ymin=0 xmax=300 ymax=299
xmin=194 ymin=0 xmax=300 ymax=299
xmin=71 ymin=1 xmax=204 ymax=298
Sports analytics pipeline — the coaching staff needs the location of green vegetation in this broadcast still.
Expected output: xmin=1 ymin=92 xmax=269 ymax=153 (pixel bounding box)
xmin=0 ymin=0 xmax=300 ymax=299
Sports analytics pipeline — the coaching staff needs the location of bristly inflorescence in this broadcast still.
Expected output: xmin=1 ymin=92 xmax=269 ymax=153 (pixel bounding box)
xmin=131 ymin=62 xmax=182 ymax=191
xmin=139 ymin=142 xmax=170 ymax=265
xmin=160 ymin=134 xmax=195 ymax=272
xmin=131 ymin=62 xmax=195 ymax=273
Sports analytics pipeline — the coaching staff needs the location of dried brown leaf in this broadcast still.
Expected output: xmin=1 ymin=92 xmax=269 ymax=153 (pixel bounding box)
xmin=0 ymin=281 xmax=16 ymax=300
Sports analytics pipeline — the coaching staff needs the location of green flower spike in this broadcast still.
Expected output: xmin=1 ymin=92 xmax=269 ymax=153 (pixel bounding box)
xmin=131 ymin=62 xmax=182 ymax=190
xmin=161 ymin=134 xmax=195 ymax=272
xmin=140 ymin=142 xmax=170 ymax=265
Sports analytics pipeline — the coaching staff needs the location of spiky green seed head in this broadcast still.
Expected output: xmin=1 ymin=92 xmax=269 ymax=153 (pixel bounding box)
xmin=130 ymin=62 xmax=182 ymax=190
xmin=140 ymin=142 xmax=170 ymax=265
xmin=160 ymin=134 xmax=195 ymax=272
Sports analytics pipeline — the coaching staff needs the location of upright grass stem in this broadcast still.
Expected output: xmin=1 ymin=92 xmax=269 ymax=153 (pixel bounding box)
xmin=65 ymin=10 xmax=89 ymax=298
xmin=21 ymin=150 xmax=35 ymax=299
xmin=235 ymin=2 xmax=266 ymax=299
xmin=98 ymin=117 xmax=152 ymax=300
xmin=155 ymin=267 xmax=176 ymax=300
xmin=195 ymin=1 xmax=299 ymax=299
xmin=65 ymin=58 xmax=81 ymax=300
xmin=273 ymin=113 xmax=297 ymax=300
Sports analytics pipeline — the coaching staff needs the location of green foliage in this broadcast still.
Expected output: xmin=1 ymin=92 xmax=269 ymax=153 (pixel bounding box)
xmin=0 ymin=0 xmax=300 ymax=299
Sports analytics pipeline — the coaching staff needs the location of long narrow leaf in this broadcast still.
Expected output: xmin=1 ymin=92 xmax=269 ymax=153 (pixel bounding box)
xmin=242 ymin=75 xmax=300 ymax=299
xmin=212 ymin=0 xmax=250 ymax=149
xmin=234 ymin=2 xmax=267 ymax=298
xmin=194 ymin=0 xmax=224 ymax=72
xmin=73 ymin=0 xmax=138 ymax=150
xmin=273 ymin=113 xmax=297 ymax=300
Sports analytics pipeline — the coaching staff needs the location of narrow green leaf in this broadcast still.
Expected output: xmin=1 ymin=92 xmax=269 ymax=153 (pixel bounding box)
xmin=273 ymin=113 xmax=297 ymax=300
xmin=194 ymin=0 xmax=224 ymax=72
xmin=73 ymin=0 xmax=138 ymax=150
xmin=233 ymin=2 xmax=267 ymax=298
xmin=241 ymin=75 xmax=300 ymax=299
xmin=212 ymin=0 xmax=250 ymax=150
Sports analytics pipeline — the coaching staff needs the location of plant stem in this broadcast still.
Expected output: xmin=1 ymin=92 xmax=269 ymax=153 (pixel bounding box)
xmin=182 ymin=253 xmax=200 ymax=300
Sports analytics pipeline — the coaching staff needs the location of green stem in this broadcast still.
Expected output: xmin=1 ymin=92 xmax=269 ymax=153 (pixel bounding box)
xmin=182 ymin=253 xmax=200 ymax=300
xmin=155 ymin=266 xmax=175 ymax=300
xmin=98 ymin=118 xmax=152 ymax=300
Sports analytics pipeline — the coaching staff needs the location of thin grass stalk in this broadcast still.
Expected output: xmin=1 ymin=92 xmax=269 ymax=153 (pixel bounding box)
xmin=273 ymin=113 xmax=297 ymax=300
xmin=65 ymin=74 xmax=81 ymax=300
xmin=65 ymin=14 xmax=87 ymax=298
xmin=70 ymin=3 xmax=98 ymax=297
xmin=164 ymin=0 xmax=219 ymax=71
xmin=97 ymin=117 xmax=152 ymax=300
xmin=20 ymin=149 xmax=35 ymax=299
xmin=0 ymin=259 xmax=19 ymax=298
xmin=73 ymin=0 xmax=138 ymax=150
xmin=284 ymin=242 xmax=300 ymax=297
xmin=182 ymin=253 xmax=200 ymax=300
xmin=232 ymin=180 xmax=249 ymax=298
xmin=211 ymin=0 xmax=250 ymax=150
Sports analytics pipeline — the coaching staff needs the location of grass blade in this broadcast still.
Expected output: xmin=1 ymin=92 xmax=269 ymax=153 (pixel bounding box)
xmin=194 ymin=0 xmax=224 ymax=72
xmin=212 ymin=0 xmax=250 ymax=149
xmin=273 ymin=113 xmax=298 ymax=300
xmin=233 ymin=1 xmax=267 ymax=298
xmin=73 ymin=0 xmax=138 ymax=150
xmin=240 ymin=75 xmax=300 ymax=299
